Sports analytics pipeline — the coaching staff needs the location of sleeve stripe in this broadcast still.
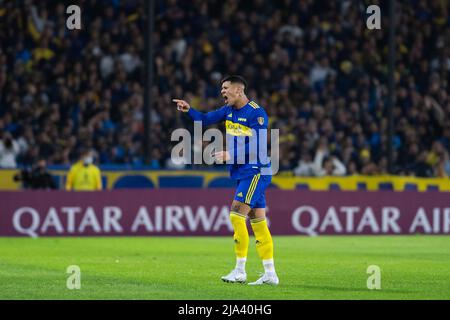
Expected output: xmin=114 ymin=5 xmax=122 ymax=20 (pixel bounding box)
xmin=249 ymin=101 xmax=260 ymax=109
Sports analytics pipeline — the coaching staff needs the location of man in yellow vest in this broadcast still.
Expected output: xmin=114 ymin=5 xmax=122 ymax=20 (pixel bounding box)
xmin=66 ymin=149 xmax=102 ymax=191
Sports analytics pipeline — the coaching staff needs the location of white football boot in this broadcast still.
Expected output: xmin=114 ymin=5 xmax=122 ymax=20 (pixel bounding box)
xmin=221 ymin=269 xmax=247 ymax=283
xmin=248 ymin=272 xmax=279 ymax=286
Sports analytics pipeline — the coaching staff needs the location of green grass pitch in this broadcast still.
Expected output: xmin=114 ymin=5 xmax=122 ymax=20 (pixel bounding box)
xmin=1 ymin=236 xmax=449 ymax=300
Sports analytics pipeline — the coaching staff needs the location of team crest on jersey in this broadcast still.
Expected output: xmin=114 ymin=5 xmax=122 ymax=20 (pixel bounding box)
xmin=257 ymin=117 xmax=264 ymax=125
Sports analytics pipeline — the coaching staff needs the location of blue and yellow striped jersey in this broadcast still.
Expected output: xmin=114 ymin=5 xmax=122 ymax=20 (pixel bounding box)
xmin=187 ymin=100 xmax=271 ymax=180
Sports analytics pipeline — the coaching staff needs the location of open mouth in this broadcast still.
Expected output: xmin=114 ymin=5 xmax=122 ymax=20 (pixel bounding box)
xmin=223 ymin=95 xmax=228 ymax=104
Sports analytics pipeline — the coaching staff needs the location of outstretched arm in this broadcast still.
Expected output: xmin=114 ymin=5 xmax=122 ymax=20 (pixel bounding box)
xmin=173 ymin=99 xmax=227 ymax=126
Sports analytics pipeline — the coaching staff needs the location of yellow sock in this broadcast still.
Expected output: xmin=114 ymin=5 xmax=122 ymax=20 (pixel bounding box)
xmin=250 ymin=217 xmax=274 ymax=261
xmin=230 ymin=211 xmax=249 ymax=259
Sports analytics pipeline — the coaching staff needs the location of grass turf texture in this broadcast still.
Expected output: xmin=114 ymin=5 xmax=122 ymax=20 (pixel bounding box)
xmin=0 ymin=236 xmax=449 ymax=300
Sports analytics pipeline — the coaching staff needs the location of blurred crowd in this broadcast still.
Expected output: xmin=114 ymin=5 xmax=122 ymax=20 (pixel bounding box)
xmin=0 ymin=0 xmax=146 ymax=168
xmin=0 ymin=0 xmax=449 ymax=177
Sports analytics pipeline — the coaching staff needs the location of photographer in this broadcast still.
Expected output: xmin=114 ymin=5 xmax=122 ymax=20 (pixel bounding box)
xmin=14 ymin=159 xmax=57 ymax=189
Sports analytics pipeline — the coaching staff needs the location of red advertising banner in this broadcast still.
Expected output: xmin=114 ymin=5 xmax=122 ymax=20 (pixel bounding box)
xmin=0 ymin=190 xmax=449 ymax=237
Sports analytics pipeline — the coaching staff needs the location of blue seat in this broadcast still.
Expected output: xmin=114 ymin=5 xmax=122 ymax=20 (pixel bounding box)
xmin=379 ymin=182 xmax=393 ymax=190
xmin=208 ymin=177 xmax=236 ymax=188
xmin=404 ymin=183 xmax=418 ymax=191
xmin=113 ymin=175 xmax=154 ymax=189
xmin=357 ymin=183 xmax=367 ymax=190
xmin=159 ymin=176 xmax=204 ymax=188
xmin=329 ymin=183 xmax=341 ymax=190
xmin=426 ymin=185 xmax=439 ymax=191
xmin=295 ymin=183 xmax=310 ymax=190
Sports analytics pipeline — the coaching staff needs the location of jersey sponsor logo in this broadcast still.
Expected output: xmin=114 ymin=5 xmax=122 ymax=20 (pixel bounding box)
xmin=225 ymin=120 xmax=253 ymax=136
xmin=257 ymin=117 xmax=264 ymax=125
xmin=237 ymin=118 xmax=247 ymax=122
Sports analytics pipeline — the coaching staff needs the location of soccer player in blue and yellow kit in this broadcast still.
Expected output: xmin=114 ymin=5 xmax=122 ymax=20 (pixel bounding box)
xmin=173 ymin=75 xmax=279 ymax=285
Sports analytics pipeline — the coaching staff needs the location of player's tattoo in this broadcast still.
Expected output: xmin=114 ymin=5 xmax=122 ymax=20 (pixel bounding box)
xmin=231 ymin=201 xmax=251 ymax=215
xmin=231 ymin=202 xmax=242 ymax=213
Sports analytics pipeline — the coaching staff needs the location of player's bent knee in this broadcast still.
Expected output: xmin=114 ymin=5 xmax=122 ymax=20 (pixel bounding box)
xmin=252 ymin=208 xmax=266 ymax=219
xmin=231 ymin=200 xmax=251 ymax=216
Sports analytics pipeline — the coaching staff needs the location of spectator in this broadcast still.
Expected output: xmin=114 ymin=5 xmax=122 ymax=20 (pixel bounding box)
xmin=312 ymin=145 xmax=347 ymax=177
xmin=165 ymin=149 xmax=189 ymax=170
xmin=414 ymin=151 xmax=434 ymax=178
xmin=294 ymin=152 xmax=315 ymax=176
xmin=0 ymin=133 xmax=20 ymax=168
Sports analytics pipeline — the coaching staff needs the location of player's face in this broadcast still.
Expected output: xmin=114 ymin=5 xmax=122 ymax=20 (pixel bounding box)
xmin=221 ymin=81 xmax=240 ymax=106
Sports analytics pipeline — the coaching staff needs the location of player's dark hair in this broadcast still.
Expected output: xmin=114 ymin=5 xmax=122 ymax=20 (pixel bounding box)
xmin=221 ymin=75 xmax=248 ymax=92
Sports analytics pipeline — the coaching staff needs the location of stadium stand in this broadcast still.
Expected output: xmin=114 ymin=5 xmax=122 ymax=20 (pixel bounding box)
xmin=0 ymin=0 xmax=449 ymax=180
